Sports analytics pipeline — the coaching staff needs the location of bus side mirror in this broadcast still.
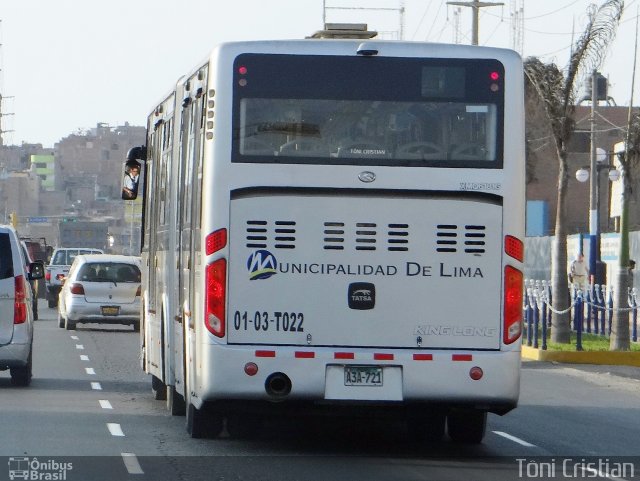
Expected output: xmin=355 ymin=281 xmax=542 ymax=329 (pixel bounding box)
xmin=121 ymin=146 xmax=146 ymax=201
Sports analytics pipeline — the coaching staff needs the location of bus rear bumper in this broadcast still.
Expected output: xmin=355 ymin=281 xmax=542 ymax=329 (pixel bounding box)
xmin=195 ymin=345 xmax=520 ymax=414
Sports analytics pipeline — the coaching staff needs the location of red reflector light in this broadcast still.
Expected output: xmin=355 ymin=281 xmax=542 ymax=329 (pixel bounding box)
xmin=505 ymin=235 xmax=524 ymax=262
xmin=452 ymin=354 xmax=472 ymax=361
xmin=255 ymin=350 xmax=276 ymax=358
xmin=469 ymin=366 xmax=484 ymax=380
xmin=205 ymin=259 xmax=226 ymax=337
xmin=70 ymin=283 xmax=85 ymax=295
xmin=14 ymin=275 xmax=27 ymax=324
xmin=490 ymin=71 xmax=500 ymax=81
xmin=238 ymin=66 xmax=248 ymax=75
xmin=206 ymin=228 xmax=227 ymax=255
xmin=504 ymin=266 xmax=523 ymax=344
xmin=244 ymin=362 xmax=258 ymax=376
xmin=45 ymin=271 xmax=51 ymax=281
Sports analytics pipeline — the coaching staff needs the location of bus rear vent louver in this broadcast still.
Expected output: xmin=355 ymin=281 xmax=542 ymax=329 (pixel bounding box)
xmin=387 ymin=224 xmax=409 ymax=251
xmin=436 ymin=224 xmax=486 ymax=255
xmin=323 ymin=222 xmax=410 ymax=251
xmin=245 ymin=220 xmax=297 ymax=249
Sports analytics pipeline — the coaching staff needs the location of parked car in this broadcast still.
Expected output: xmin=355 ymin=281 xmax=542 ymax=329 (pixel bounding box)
xmin=57 ymin=254 xmax=141 ymax=331
xmin=45 ymin=247 xmax=104 ymax=308
xmin=0 ymin=225 xmax=44 ymax=386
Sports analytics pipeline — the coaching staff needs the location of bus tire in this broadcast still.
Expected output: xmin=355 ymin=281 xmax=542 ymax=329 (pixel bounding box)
xmin=226 ymin=414 xmax=261 ymax=439
xmin=167 ymin=384 xmax=186 ymax=416
xmin=152 ymin=375 xmax=167 ymax=401
xmin=407 ymin=411 xmax=446 ymax=443
xmin=186 ymin=403 xmax=223 ymax=439
xmin=447 ymin=409 xmax=487 ymax=444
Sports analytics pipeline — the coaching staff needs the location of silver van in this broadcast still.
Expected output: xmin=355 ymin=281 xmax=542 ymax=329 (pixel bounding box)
xmin=0 ymin=225 xmax=44 ymax=386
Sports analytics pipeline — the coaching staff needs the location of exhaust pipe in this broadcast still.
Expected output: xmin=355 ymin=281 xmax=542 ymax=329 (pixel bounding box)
xmin=265 ymin=372 xmax=292 ymax=398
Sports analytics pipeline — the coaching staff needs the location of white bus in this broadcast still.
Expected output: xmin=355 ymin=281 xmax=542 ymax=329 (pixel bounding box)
xmin=123 ymin=25 xmax=525 ymax=443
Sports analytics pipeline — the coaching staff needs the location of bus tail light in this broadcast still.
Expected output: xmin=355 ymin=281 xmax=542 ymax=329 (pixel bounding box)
xmin=206 ymin=228 xmax=227 ymax=255
xmin=205 ymin=259 xmax=226 ymax=337
xmin=14 ymin=275 xmax=27 ymax=324
xmin=505 ymin=235 xmax=524 ymax=262
xmin=503 ymin=266 xmax=523 ymax=344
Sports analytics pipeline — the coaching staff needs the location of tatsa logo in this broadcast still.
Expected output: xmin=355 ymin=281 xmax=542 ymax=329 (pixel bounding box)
xmin=247 ymin=250 xmax=278 ymax=280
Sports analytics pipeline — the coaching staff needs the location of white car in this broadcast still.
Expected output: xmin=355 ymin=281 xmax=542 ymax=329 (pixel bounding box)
xmin=45 ymin=247 xmax=104 ymax=308
xmin=0 ymin=225 xmax=44 ymax=386
xmin=57 ymin=254 xmax=141 ymax=331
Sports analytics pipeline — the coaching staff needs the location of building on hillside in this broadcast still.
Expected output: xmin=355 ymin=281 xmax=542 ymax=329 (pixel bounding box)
xmin=30 ymin=153 xmax=56 ymax=191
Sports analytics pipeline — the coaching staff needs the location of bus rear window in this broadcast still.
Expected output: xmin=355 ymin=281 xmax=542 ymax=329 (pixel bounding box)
xmin=232 ymin=54 xmax=504 ymax=168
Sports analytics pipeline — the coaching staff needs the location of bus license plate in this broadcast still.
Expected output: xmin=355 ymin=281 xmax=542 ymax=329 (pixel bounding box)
xmin=101 ymin=306 xmax=120 ymax=316
xmin=344 ymin=366 xmax=383 ymax=387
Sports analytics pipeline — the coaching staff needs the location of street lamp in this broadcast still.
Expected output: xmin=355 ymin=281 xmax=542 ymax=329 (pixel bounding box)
xmin=575 ymin=151 xmax=621 ymax=284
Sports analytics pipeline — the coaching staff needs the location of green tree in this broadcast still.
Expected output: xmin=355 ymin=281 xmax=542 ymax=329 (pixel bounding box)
xmin=524 ymin=0 xmax=623 ymax=343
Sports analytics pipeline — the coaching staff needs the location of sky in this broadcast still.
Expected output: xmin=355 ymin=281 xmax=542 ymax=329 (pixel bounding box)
xmin=1 ymin=0 xmax=639 ymax=147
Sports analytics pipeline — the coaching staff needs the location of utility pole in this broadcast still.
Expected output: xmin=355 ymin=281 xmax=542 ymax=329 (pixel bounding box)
xmin=589 ymin=70 xmax=600 ymax=284
xmin=446 ymin=1 xmax=504 ymax=45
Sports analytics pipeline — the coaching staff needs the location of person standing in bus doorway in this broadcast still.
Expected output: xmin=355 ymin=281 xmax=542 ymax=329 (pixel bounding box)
xmin=122 ymin=165 xmax=140 ymax=199
xmin=569 ymin=253 xmax=589 ymax=291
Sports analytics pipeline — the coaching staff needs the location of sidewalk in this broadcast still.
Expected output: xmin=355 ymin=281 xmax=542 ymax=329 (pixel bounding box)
xmin=522 ymin=346 xmax=640 ymax=381
xmin=522 ymin=356 xmax=640 ymax=381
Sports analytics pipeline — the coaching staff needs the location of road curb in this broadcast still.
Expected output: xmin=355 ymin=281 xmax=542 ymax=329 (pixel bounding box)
xmin=522 ymin=345 xmax=640 ymax=367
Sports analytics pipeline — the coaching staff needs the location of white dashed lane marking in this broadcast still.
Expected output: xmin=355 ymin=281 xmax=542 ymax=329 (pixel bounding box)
xmin=99 ymin=400 xmax=113 ymax=410
xmin=91 ymin=382 xmax=102 ymax=390
xmin=70 ymin=335 xmax=79 ymax=340
xmin=107 ymin=423 xmax=125 ymax=437
xmin=76 ymin=344 xmax=84 ymax=350
xmin=80 ymin=355 xmax=89 ymax=361
xmin=492 ymin=431 xmax=537 ymax=447
xmin=85 ymin=367 xmax=96 ymax=375
xmin=121 ymin=453 xmax=144 ymax=474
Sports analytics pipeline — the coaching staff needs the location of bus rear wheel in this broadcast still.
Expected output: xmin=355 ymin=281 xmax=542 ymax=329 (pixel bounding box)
xmin=406 ymin=411 xmax=446 ymax=443
xmin=447 ymin=409 xmax=487 ymax=444
xmin=186 ymin=403 xmax=223 ymax=439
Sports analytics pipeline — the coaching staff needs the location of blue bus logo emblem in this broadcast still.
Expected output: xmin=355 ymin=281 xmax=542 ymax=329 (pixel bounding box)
xmin=247 ymin=250 xmax=277 ymax=280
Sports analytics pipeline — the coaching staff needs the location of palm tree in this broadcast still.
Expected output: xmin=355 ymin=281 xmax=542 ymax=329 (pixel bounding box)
xmin=610 ymin=111 xmax=640 ymax=350
xmin=524 ymin=0 xmax=623 ymax=343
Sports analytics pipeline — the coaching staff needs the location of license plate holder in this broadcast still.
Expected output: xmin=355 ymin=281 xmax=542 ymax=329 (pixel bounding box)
xmin=101 ymin=306 xmax=120 ymax=316
xmin=344 ymin=365 xmax=383 ymax=387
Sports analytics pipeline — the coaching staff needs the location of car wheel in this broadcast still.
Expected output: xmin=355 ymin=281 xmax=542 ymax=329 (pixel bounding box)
xmin=132 ymin=321 xmax=140 ymax=332
xmin=48 ymin=298 xmax=56 ymax=309
xmin=10 ymin=348 xmax=32 ymax=387
xmin=57 ymin=311 xmax=65 ymax=328
xmin=64 ymin=316 xmax=76 ymax=331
